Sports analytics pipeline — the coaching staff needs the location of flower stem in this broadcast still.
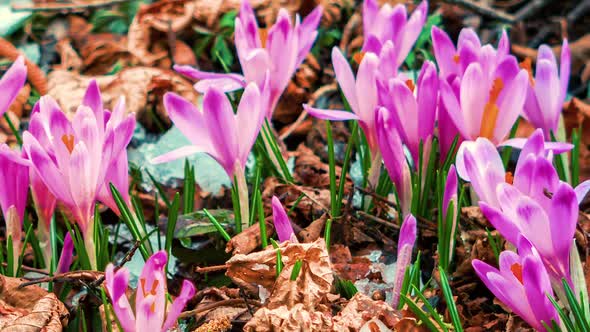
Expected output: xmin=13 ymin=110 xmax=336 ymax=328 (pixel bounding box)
xmin=233 ymin=163 xmax=249 ymax=233
xmin=84 ymin=219 xmax=97 ymax=270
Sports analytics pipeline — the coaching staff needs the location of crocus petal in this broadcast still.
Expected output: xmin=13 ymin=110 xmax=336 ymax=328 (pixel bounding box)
xmin=440 ymin=79 xmax=469 ymax=139
xmin=235 ymin=82 xmax=264 ymax=165
xmin=431 ymin=26 xmax=457 ymax=78
xmin=480 ymin=202 xmax=521 ymax=245
xmin=296 ymin=6 xmax=323 ymax=65
xmin=460 ymin=63 xmax=488 ymax=138
xmin=395 ymin=0 xmax=427 ymax=65
xmin=548 ymin=182 xmax=577 ymax=274
xmin=355 ymin=52 xmax=379 ymax=124
xmin=173 ymin=65 xmax=246 ymax=93
xmin=500 ymin=138 xmax=573 ymax=154
xmin=534 ymin=60 xmax=561 ymax=134
xmin=575 ymin=180 xmax=590 ymax=204
xmin=56 ymin=232 xmax=74 ymax=274
xmin=332 ymin=47 xmax=359 ymax=113
xmin=0 ymin=56 xmax=27 ymax=116
xmin=304 ymin=104 xmax=360 ymax=121
xmin=161 ymin=280 xmax=196 ymax=332
xmin=392 ymin=214 xmax=416 ymax=307
xmin=493 ymin=70 xmax=528 ymax=142
xmin=163 ymin=93 xmax=214 ymax=154
xmin=82 ymin=80 xmax=104 ymax=130
xmin=271 ymin=196 xmax=296 ymax=243
xmin=105 ymin=264 xmax=135 ymax=332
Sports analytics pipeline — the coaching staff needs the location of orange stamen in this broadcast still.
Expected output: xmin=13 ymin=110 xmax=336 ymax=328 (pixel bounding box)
xmin=405 ymin=79 xmax=416 ymax=92
xmin=520 ymin=58 xmax=535 ymax=87
xmin=510 ymin=263 xmax=524 ymax=284
xmin=453 ymin=54 xmax=460 ymax=64
xmin=139 ymin=278 xmax=160 ymax=297
xmin=259 ymin=28 xmax=268 ymax=48
xmin=505 ymin=172 xmax=514 ymax=185
xmin=61 ymin=134 xmax=75 ymax=154
xmin=479 ymin=78 xmax=505 ymax=139
xmin=353 ymin=51 xmax=366 ymax=64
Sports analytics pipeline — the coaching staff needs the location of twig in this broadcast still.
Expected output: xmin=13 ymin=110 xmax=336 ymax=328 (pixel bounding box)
xmin=356 ymin=210 xmax=400 ymax=229
xmin=89 ymin=240 xmax=142 ymax=288
xmin=11 ymin=0 xmax=130 ymax=12
xmin=195 ymin=264 xmax=229 ymax=273
xmin=239 ymin=287 xmax=255 ymax=316
xmin=443 ymin=0 xmax=516 ymax=23
xmin=18 ymin=270 xmax=104 ymax=288
xmin=167 ymin=20 xmax=176 ymax=66
xmin=1 ymin=263 xmax=49 ymax=275
xmin=513 ymin=0 xmax=551 ymax=21
xmin=177 ymin=299 xmax=262 ymax=319
xmin=528 ymin=0 xmax=590 ymax=47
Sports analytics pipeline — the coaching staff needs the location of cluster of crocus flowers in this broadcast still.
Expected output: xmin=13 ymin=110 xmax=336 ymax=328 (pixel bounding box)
xmin=105 ymin=250 xmax=195 ymax=332
xmin=23 ymin=81 xmax=135 ymax=269
xmin=175 ymin=0 xmax=322 ymax=118
xmin=153 ymin=83 xmax=264 ymax=226
xmin=522 ymin=40 xmax=570 ymax=137
xmin=473 ymin=237 xmax=559 ymax=331
xmin=391 ymin=214 xmax=416 ymax=308
xmin=362 ymin=0 xmax=428 ymax=69
xmin=271 ymin=196 xmax=297 ymax=243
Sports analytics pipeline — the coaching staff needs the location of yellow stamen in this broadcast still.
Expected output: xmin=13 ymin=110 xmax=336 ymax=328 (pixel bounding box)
xmin=150 ymin=302 xmax=156 ymax=313
xmin=353 ymin=51 xmax=366 ymax=64
xmin=510 ymin=263 xmax=524 ymax=284
xmin=479 ymin=78 xmax=504 ymax=139
xmin=505 ymin=172 xmax=514 ymax=185
xmin=519 ymin=58 xmax=535 ymax=87
xmin=405 ymin=79 xmax=415 ymax=92
xmin=61 ymin=134 xmax=75 ymax=154
xmin=453 ymin=54 xmax=460 ymax=64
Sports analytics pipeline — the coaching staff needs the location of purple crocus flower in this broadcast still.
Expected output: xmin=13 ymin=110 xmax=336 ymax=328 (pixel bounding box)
xmin=431 ymin=26 xmax=510 ymax=80
xmin=441 ymin=165 xmax=458 ymax=265
xmin=271 ymin=196 xmax=296 ymax=243
xmin=0 ymin=56 xmax=27 ymax=118
xmin=377 ymin=60 xmax=438 ymax=164
xmin=305 ymin=48 xmax=379 ymax=155
xmin=440 ymin=55 xmax=529 ymax=144
xmin=0 ymin=145 xmax=29 ymax=275
xmin=375 ymin=107 xmax=412 ymax=215
xmin=175 ymin=1 xmax=322 ymax=117
xmin=473 ymin=237 xmax=559 ymax=331
xmin=105 ymin=250 xmax=196 ymax=332
xmin=152 ymin=83 xmax=264 ymax=224
xmin=392 ymin=214 xmax=417 ymax=308
xmin=362 ymin=0 xmax=428 ymax=69
xmin=56 ymin=232 xmax=74 ymax=274
xmin=23 ymin=81 xmax=135 ymax=268
xmin=522 ymin=39 xmax=570 ymax=137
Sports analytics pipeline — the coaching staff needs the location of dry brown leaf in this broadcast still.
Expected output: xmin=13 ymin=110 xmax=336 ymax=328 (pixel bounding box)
xmin=226 ymin=239 xmax=333 ymax=303
xmin=0 ymin=275 xmax=68 ymax=331
xmin=137 ymin=0 xmax=197 ymax=32
xmin=47 ymin=68 xmax=198 ymax=129
xmin=332 ymin=293 xmax=401 ymax=331
xmin=0 ymin=38 xmax=47 ymax=94
xmin=244 ymin=303 xmax=333 ymax=332
xmin=193 ymin=316 xmax=232 ymax=332
xmin=225 ymin=221 xmax=275 ymax=255
xmin=55 ymin=39 xmax=83 ymax=72
xmin=127 ymin=15 xmax=167 ymax=66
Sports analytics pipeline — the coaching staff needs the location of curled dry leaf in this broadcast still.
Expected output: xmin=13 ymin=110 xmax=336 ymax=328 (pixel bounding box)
xmin=127 ymin=15 xmax=167 ymax=66
xmin=0 ymin=38 xmax=47 ymax=94
xmin=225 ymin=221 xmax=275 ymax=255
xmin=226 ymin=238 xmax=333 ymax=306
xmin=332 ymin=293 xmax=401 ymax=331
xmin=244 ymin=303 xmax=333 ymax=332
xmin=0 ymin=275 xmax=69 ymax=331
xmin=137 ymin=0 xmax=197 ymax=33
xmin=47 ymin=68 xmax=198 ymax=129
xmin=193 ymin=0 xmax=272 ymax=27
xmin=55 ymin=39 xmax=83 ymax=72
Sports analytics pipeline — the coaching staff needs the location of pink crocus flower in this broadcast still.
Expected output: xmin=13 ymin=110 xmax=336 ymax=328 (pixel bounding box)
xmin=152 ymin=83 xmax=264 ymax=225
xmin=441 ymin=165 xmax=458 ymax=266
xmin=0 ymin=56 xmax=27 ymax=118
xmin=440 ymin=55 xmax=529 ymax=145
xmin=362 ymin=0 xmax=428 ymax=69
xmin=431 ymin=26 xmax=511 ymax=80
xmin=522 ymin=40 xmax=570 ymax=137
xmin=23 ymin=81 xmax=135 ymax=268
xmin=375 ymin=107 xmax=412 ymax=215
xmin=0 ymin=145 xmax=29 ymax=275
xmin=271 ymin=196 xmax=297 ymax=243
xmin=377 ymin=60 xmax=438 ymax=165
xmin=473 ymin=237 xmax=559 ymax=331
xmin=105 ymin=250 xmax=196 ymax=332
xmin=175 ymin=1 xmax=322 ymax=118
xmin=392 ymin=214 xmax=417 ymax=308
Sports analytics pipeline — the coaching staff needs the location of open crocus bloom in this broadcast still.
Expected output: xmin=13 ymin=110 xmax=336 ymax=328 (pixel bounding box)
xmin=377 ymin=60 xmax=438 ymax=164
xmin=440 ymin=56 xmax=529 ymax=144
xmin=0 ymin=145 xmax=29 ymax=274
xmin=473 ymin=237 xmax=559 ymax=331
xmin=522 ymin=40 xmax=570 ymax=137
xmin=392 ymin=214 xmax=416 ymax=308
xmin=456 ymin=128 xmax=572 ymax=208
xmin=305 ymin=48 xmax=379 ymax=156
xmin=271 ymin=196 xmax=297 ymax=243
xmin=362 ymin=0 xmax=428 ymax=68
xmin=23 ymin=81 xmax=135 ymax=268
xmin=375 ymin=107 xmax=412 ymax=215
xmin=175 ymin=1 xmax=322 ymax=117
xmin=105 ymin=250 xmax=195 ymax=332
xmin=0 ymin=56 xmax=27 ymax=117
xmin=431 ymin=26 xmax=510 ymax=80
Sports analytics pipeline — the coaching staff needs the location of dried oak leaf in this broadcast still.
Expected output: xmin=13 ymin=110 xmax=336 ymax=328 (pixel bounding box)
xmin=47 ymin=68 xmax=198 ymax=128
xmin=0 ymin=275 xmax=69 ymax=331
xmin=127 ymin=15 xmax=167 ymax=66
xmin=333 ymin=293 xmax=401 ymax=331
xmin=225 ymin=221 xmax=275 ymax=255
xmin=137 ymin=0 xmax=196 ymax=32
xmin=226 ymin=238 xmax=333 ymax=306
xmin=244 ymin=303 xmax=333 ymax=332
